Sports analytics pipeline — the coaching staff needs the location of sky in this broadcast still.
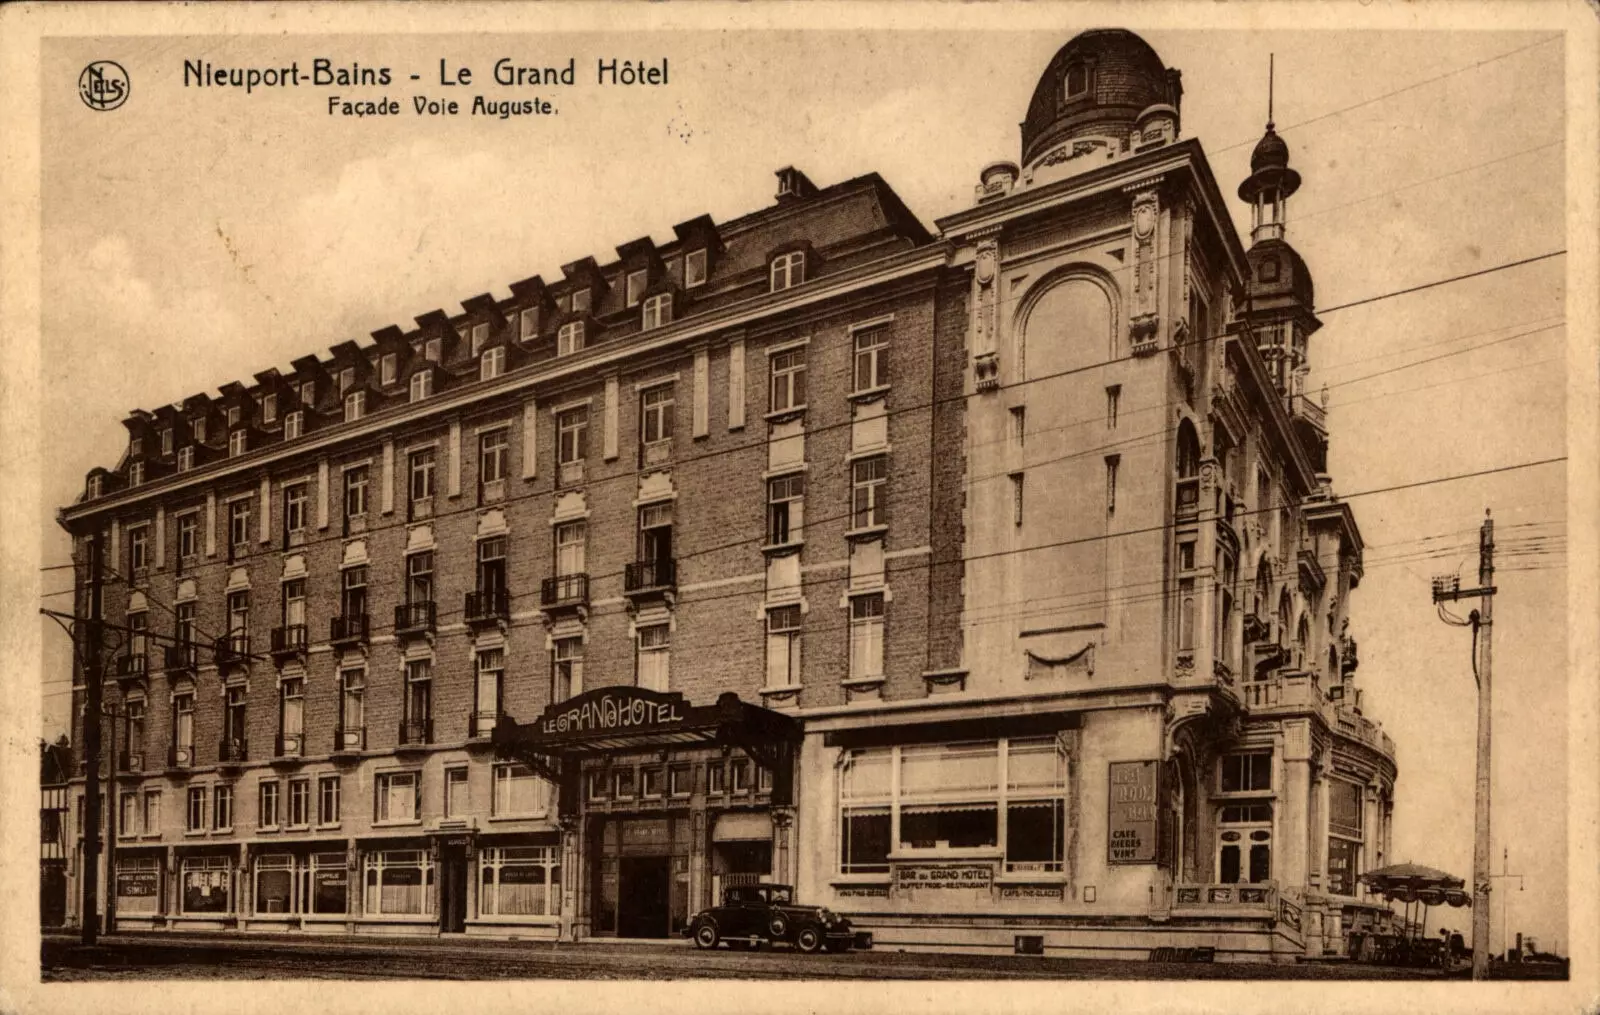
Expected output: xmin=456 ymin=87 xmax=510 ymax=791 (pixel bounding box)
xmin=28 ymin=15 xmax=1579 ymax=958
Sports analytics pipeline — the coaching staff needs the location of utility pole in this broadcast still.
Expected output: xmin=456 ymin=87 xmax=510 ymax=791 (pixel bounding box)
xmin=1431 ymin=509 xmax=1495 ymax=980
xmin=81 ymin=528 xmax=104 ymax=946
xmin=104 ymin=701 xmax=118 ymax=934
xmin=1489 ymin=847 xmax=1524 ymax=961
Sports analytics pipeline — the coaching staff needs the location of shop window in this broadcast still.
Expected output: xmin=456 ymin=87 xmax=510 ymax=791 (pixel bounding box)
xmin=311 ymin=853 xmax=347 ymax=914
xmin=254 ymin=854 xmax=297 ymax=915
xmin=840 ymin=749 xmax=891 ymax=874
xmin=376 ymin=771 xmax=420 ymax=823
xmin=445 ymin=767 xmax=469 ymax=818
xmin=180 ymin=855 xmax=233 ymax=915
xmin=1327 ymin=779 xmax=1365 ymax=896
xmin=116 ymin=856 xmax=161 ymax=914
xmin=479 ymin=846 xmax=561 ymax=917
xmin=1219 ymin=752 xmax=1272 ymax=793
xmin=364 ymin=850 xmax=434 ymax=916
xmin=899 ymin=742 xmax=999 ymax=851
xmin=1005 ymin=738 xmax=1068 ymax=873
xmin=493 ymin=763 xmax=544 ymax=817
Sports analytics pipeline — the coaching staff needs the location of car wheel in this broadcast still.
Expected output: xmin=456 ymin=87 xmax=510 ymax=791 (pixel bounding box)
xmin=796 ymin=926 xmax=823 ymax=954
xmin=768 ymin=914 xmax=789 ymax=939
xmin=693 ymin=921 xmax=720 ymax=950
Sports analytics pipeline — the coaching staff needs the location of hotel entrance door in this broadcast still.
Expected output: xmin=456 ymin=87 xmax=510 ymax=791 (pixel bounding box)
xmin=592 ymin=815 xmax=691 ymax=938
xmin=618 ymin=856 xmax=671 ymax=938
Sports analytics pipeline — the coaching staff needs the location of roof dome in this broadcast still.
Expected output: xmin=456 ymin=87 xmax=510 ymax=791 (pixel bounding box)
xmin=1239 ymin=123 xmax=1301 ymax=203
xmin=1245 ymin=237 xmax=1313 ymax=310
xmin=1250 ymin=124 xmax=1290 ymax=174
xmin=1021 ymin=29 xmax=1183 ymax=167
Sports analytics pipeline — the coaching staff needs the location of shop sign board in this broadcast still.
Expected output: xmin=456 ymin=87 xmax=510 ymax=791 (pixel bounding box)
xmin=1107 ymin=759 xmax=1159 ymax=864
xmin=117 ymin=870 xmax=158 ymax=897
xmin=999 ymin=884 xmax=1065 ymax=901
xmin=537 ymin=686 xmax=690 ymax=737
xmin=893 ymin=864 xmax=993 ymax=890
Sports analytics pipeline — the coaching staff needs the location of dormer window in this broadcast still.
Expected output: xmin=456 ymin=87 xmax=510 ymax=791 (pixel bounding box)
xmin=299 ymin=381 xmax=315 ymax=407
xmin=129 ymin=461 xmax=145 ymax=487
xmin=380 ymin=353 xmax=398 ymax=386
xmin=262 ymin=394 xmax=277 ymax=423
xmin=641 ymin=293 xmax=672 ymax=331
xmin=339 ymin=367 xmax=355 ymax=396
xmin=283 ymin=411 xmax=304 ymax=440
xmin=625 ymin=269 xmax=648 ymax=308
xmin=424 ymin=338 xmax=442 ymax=363
xmin=470 ymin=323 xmax=489 ymax=357
xmin=228 ymin=430 xmax=247 ymax=457
xmin=192 ymin=418 xmax=207 ymax=443
xmin=1260 ymin=257 xmax=1280 ymax=283
xmin=410 ymin=370 xmax=433 ymax=402
xmin=176 ymin=447 xmax=195 ymax=473
xmin=344 ymin=391 xmax=366 ymax=422
xmin=770 ymin=251 xmax=805 ymax=293
xmin=1065 ymin=61 xmax=1089 ymax=99
xmin=480 ymin=347 xmax=506 ymax=381
xmin=86 ymin=474 xmax=103 ymax=499
xmin=684 ymin=249 xmax=707 ymax=288
xmin=161 ymin=428 xmax=173 ymax=456
xmin=226 ymin=406 xmax=241 ymax=428
xmin=570 ymin=289 xmax=592 ymax=315
xmin=558 ymin=321 xmax=585 ymax=357
xmin=519 ymin=308 xmax=538 ymax=340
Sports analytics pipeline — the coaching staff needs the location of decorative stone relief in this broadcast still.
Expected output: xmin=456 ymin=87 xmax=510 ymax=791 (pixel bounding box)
xmin=1024 ymin=642 xmax=1095 ymax=681
xmin=972 ymin=239 xmax=1000 ymax=391
xmin=1129 ymin=185 xmax=1161 ymax=355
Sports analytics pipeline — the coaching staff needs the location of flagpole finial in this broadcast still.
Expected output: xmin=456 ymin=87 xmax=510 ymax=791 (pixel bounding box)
xmin=1267 ymin=53 xmax=1275 ymax=127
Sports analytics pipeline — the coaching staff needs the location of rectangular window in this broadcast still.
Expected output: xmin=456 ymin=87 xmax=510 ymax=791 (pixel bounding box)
xmin=770 ymin=251 xmax=805 ymax=292
xmin=424 ymin=337 xmax=442 ymax=363
xmin=173 ymin=691 xmax=194 ymax=757
xmin=227 ymin=406 xmax=241 ymax=428
xmin=766 ymin=473 xmax=804 ymax=545
xmin=850 ymin=456 xmax=887 ymax=529
xmin=614 ymin=768 xmax=636 ymax=800
xmin=588 ymin=770 xmax=607 ymax=801
xmin=406 ymin=551 xmax=434 ymax=605
xmin=284 ymin=483 xmax=308 ymax=542
xmin=344 ymin=390 xmax=366 ymax=422
xmin=213 ymin=785 xmax=233 ymax=830
xmin=125 ymin=695 xmax=146 ymax=754
xmin=769 ymin=347 xmax=807 ymax=413
xmin=481 ymin=346 xmax=506 ymax=381
xmin=318 ymin=776 xmax=341 ymax=826
xmin=554 ymin=521 xmax=586 ymax=576
xmin=408 ymin=448 xmax=435 ymax=517
xmin=161 ymin=428 xmax=174 ymax=455
xmin=129 ymin=461 xmax=145 ymax=486
xmin=177 ymin=513 xmax=198 ymax=561
xmin=479 ymin=846 xmax=561 ymax=918
xmin=410 ymin=370 xmax=433 ymax=402
xmin=340 ymin=566 xmax=368 ymax=619
xmin=1010 ymin=406 xmax=1026 ymax=447
xmin=707 ymin=762 xmax=725 ymax=795
xmin=299 ymin=381 xmax=315 ymax=407
xmin=364 ymin=849 xmax=433 ymax=916
xmin=283 ymin=411 xmax=303 ymax=440
xmin=849 ymin=593 xmax=885 ymax=680
xmin=493 ymin=764 xmax=544 ymax=817
xmin=286 ymin=779 xmax=309 ymax=827
xmin=1011 ymin=472 xmax=1024 ymax=527
xmin=625 ymin=268 xmax=648 ymax=307
xmin=641 ymin=293 xmax=672 ymax=330
xmin=636 ymin=624 xmax=670 ymax=692
xmin=143 ymin=790 xmax=160 ymax=835
xmin=344 ymin=465 xmax=368 ymax=528
xmin=404 ymin=659 xmax=432 ymax=731
xmin=641 ymin=768 xmax=662 ymax=799
xmin=475 ymin=647 xmax=504 ymax=725
xmin=852 ymin=326 xmax=889 ymax=392
xmin=186 ymin=786 xmax=205 ymax=831
xmin=669 ymin=764 xmax=692 ymax=798
xmin=765 ymin=605 xmax=802 ymax=688
xmin=556 ymin=408 xmax=587 ymax=465
xmin=1219 ymin=752 xmax=1273 ymax=793
xmin=1106 ymin=385 xmax=1121 ymax=429
xmin=380 ymin=352 xmax=398 ymax=386
xmin=477 ymin=536 xmax=507 ymax=595
xmin=179 ymin=855 xmax=234 ymax=915
xmin=519 ymin=308 xmax=538 ymax=340
xmin=479 ymin=429 xmax=508 ymax=485
xmin=193 ymin=418 xmax=207 ymax=443
xmin=1105 ymin=455 xmax=1120 ymax=515
xmin=259 ymin=780 xmax=279 ymax=829
xmin=262 ymin=393 xmax=277 ymax=423
xmin=557 ymin=321 xmax=585 ymax=357
xmin=552 ymin=637 xmax=583 ymax=701
xmin=176 ymin=446 xmax=194 ymax=472
xmin=1177 ymin=577 xmax=1196 ymax=651
xmin=445 ymin=767 xmax=469 ymax=819
xmin=129 ymin=525 xmax=150 ymax=573
xmin=280 ymin=674 xmax=305 ymax=745
xmin=684 ymin=249 xmax=707 ymax=288
xmin=470 ymin=322 xmax=489 ymax=357
xmin=120 ymin=791 xmax=138 ymax=837
xmin=228 ymin=500 xmax=251 ymax=555
xmin=570 ymin=288 xmax=591 ymax=315
xmin=339 ymin=669 xmax=365 ymax=747
xmin=338 ymin=367 xmax=355 ymax=396
xmin=640 ymin=386 xmax=674 ymax=447
xmin=253 ymin=853 xmax=297 ymax=915
xmin=730 ymin=759 xmax=751 ymax=794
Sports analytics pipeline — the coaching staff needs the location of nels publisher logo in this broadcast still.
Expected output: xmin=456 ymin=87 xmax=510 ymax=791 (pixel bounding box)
xmin=79 ymin=61 xmax=129 ymax=111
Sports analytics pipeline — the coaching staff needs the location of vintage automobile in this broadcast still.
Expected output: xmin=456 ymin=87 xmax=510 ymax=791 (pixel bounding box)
xmin=685 ymin=883 xmax=865 ymax=953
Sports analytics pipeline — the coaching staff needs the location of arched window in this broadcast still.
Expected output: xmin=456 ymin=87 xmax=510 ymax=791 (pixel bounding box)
xmin=1296 ymin=615 xmax=1311 ymax=665
xmin=1176 ymin=420 xmax=1200 ymax=478
xmin=1022 ymin=276 xmax=1114 ymax=378
xmin=1064 ymin=62 xmax=1089 ymax=98
xmin=1253 ymin=559 xmax=1271 ymax=617
xmin=1277 ymin=589 xmax=1292 ymax=647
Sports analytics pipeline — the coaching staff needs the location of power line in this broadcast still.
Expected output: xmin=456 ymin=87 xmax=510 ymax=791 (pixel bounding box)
xmin=1317 ymin=251 xmax=1565 ymax=316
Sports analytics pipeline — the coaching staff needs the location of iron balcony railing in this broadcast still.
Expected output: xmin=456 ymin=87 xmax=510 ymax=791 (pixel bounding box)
xmin=115 ymin=653 xmax=147 ymax=678
xmin=394 ymin=601 xmax=437 ymax=635
xmin=213 ymin=634 xmax=250 ymax=668
xmin=397 ymin=718 xmax=433 ymax=748
xmin=118 ymin=750 xmax=144 ymax=773
xmin=464 ymin=588 xmax=510 ymax=624
xmin=624 ymin=558 xmax=677 ymax=594
xmin=330 ymin=613 xmax=369 ymax=645
xmin=540 ymin=573 xmax=589 ymax=608
xmin=217 ymin=735 xmax=248 ymax=764
xmin=270 ymin=624 xmax=309 ymax=657
xmin=163 ymin=643 xmax=198 ymax=672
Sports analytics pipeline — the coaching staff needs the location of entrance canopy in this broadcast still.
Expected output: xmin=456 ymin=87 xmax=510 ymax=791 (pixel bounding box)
xmin=492 ymin=687 xmax=802 ymax=808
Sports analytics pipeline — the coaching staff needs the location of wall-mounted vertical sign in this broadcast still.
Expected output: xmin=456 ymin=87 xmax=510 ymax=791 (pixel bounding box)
xmin=1107 ymin=760 xmax=1159 ymax=864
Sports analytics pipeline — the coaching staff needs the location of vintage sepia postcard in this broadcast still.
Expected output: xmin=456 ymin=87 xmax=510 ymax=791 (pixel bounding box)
xmin=1 ymin=2 xmax=1595 ymax=1014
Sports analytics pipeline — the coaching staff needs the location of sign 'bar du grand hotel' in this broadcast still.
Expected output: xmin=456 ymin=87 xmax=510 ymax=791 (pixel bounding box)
xmin=58 ymin=29 xmax=1397 ymax=962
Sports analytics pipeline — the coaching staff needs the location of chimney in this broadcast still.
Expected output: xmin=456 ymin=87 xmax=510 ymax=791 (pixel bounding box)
xmin=775 ymin=167 xmax=817 ymax=202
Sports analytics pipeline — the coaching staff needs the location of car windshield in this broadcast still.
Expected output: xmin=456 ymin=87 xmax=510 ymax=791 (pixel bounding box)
xmin=767 ymin=886 xmax=792 ymax=904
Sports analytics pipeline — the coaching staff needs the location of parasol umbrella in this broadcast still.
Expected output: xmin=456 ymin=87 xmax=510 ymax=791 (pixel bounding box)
xmin=1359 ymin=863 xmax=1471 ymax=953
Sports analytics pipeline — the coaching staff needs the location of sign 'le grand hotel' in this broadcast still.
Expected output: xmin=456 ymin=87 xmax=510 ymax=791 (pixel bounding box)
xmin=64 ymin=28 xmax=1393 ymax=962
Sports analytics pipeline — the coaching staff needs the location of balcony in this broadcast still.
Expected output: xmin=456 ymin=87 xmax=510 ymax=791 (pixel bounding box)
xmin=213 ymin=634 xmax=250 ymax=670
xmin=332 ymin=724 xmax=366 ymax=757
xmin=394 ymin=601 xmax=436 ymax=638
xmin=217 ymin=736 xmax=248 ymax=767
xmin=464 ymin=588 xmax=510 ymax=626
xmin=163 ymin=643 xmax=198 ymax=674
xmin=115 ymin=653 xmax=147 ymax=679
xmin=467 ymin=711 xmax=501 ymax=741
xmin=117 ymin=749 xmax=145 ymax=773
xmin=1175 ymin=478 xmax=1200 ymax=521
xmin=624 ymin=558 xmax=677 ymax=598
xmin=270 ymin=624 xmax=309 ymax=660
xmin=396 ymin=718 xmax=433 ymax=752
xmin=540 ymin=573 xmax=589 ymax=612
xmin=166 ymin=743 xmax=194 ymax=771
xmin=274 ymin=731 xmax=305 ymax=760
xmin=330 ymin=613 xmax=369 ymax=647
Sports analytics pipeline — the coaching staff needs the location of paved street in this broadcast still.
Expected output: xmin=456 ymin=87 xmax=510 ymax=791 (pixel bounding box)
xmin=41 ymin=932 xmax=1462 ymax=981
